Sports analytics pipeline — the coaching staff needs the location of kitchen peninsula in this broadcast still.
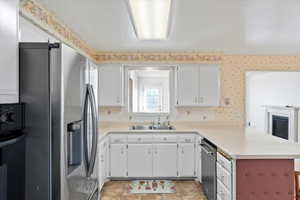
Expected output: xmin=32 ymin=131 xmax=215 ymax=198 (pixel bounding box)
xmin=98 ymin=123 xmax=300 ymax=200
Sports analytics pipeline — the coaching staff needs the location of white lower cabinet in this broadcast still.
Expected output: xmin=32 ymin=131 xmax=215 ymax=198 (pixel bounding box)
xmin=153 ymin=144 xmax=178 ymax=177
xmin=178 ymin=143 xmax=196 ymax=177
xmin=217 ymin=179 xmax=231 ymax=200
xmin=99 ymin=140 xmax=108 ymax=190
xmin=217 ymin=152 xmax=233 ymax=200
xmin=108 ymin=133 xmax=198 ymax=179
xmin=127 ymin=144 xmax=152 ymax=177
xmin=196 ymin=137 xmax=202 ymax=182
xmin=109 ymin=144 xmax=127 ymax=177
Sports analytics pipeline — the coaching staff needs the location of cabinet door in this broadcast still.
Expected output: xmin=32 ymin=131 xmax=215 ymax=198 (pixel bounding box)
xmin=199 ymin=65 xmax=220 ymax=106
xmin=99 ymin=65 xmax=123 ymax=106
xmin=153 ymin=144 xmax=178 ymax=177
xmin=178 ymin=143 xmax=196 ymax=177
xmin=176 ymin=65 xmax=199 ymax=106
xmin=109 ymin=144 xmax=127 ymax=177
xmin=99 ymin=141 xmax=108 ymax=189
xmin=127 ymin=144 xmax=152 ymax=177
xmin=196 ymin=140 xmax=202 ymax=182
xmin=0 ymin=0 xmax=18 ymax=103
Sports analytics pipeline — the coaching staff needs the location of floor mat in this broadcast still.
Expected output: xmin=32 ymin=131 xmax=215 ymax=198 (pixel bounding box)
xmin=128 ymin=180 xmax=176 ymax=194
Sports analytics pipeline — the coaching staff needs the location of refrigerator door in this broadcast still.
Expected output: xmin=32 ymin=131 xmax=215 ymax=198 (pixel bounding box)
xmin=19 ymin=43 xmax=62 ymax=200
xmin=61 ymin=43 xmax=87 ymax=200
xmin=83 ymin=84 xmax=98 ymax=177
xmin=62 ymin=45 xmax=99 ymax=200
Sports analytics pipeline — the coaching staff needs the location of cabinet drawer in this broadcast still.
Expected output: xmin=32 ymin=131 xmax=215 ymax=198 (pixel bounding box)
xmin=217 ymin=152 xmax=232 ymax=172
xmin=217 ymin=163 xmax=232 ymax=191
xmin=153 ymin=134 xmax=177 ymax=143
xmin=178 ymin=134 xmax=196 ymax=143
xmin=127 ymin=134 xmax=153 ymax=143
xmin=217 ymin=179 xmax=231 ymax=200
xmin=110 ymin=135 xmax=127 ymax=143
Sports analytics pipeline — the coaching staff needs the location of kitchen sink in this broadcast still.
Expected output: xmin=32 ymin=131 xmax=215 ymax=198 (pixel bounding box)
xmin=129 ymin=125 xmax=175 ymax=130
xmin=129 ymin=125 xmax=151 ymax=130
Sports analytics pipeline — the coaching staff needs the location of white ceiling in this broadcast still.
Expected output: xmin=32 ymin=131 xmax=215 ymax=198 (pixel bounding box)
xmin=39 ymin=0 xmax=300 ymax=54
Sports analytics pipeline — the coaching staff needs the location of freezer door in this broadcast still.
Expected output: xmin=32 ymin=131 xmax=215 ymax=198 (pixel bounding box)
xmin=83 ymin=84 xmax=98 ymax=177
xmin=19 ymin=43 xmax=62 ymax=200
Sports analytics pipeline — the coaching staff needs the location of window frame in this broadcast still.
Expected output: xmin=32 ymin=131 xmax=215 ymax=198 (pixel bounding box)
xmin=124 ymin=65 xmax=176 ymax=118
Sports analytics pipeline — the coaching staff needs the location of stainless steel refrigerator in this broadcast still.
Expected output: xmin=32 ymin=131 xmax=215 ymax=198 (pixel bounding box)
xmin=19 ymin=43 xmax=99 ymax=200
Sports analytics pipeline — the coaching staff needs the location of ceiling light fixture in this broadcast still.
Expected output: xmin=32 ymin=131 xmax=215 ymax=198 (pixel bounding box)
xmin=126 ymin=0 xmax=172 ymax=40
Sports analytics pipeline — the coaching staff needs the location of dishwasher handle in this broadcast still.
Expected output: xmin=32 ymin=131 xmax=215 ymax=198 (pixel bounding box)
xmin=200 ymin=143 xmax=215 ymax=156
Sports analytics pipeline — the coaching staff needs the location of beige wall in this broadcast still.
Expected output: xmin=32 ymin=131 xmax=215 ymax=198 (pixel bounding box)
xmin=218 ymin=55 xmax=300 ymax=125
xmin=98 ymin=56 xmax=300 ymax=125
xmin=21 ymin=0 xmax=300 ymax=125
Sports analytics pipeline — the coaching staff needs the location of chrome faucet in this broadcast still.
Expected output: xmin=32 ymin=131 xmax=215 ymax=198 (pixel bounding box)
xmin=157 ymin=115 xmax=161 ymax=126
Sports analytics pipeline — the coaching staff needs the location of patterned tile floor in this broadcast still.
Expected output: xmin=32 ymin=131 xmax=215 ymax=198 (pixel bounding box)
xmin=100 ymin=180 xmax=208 ymax=200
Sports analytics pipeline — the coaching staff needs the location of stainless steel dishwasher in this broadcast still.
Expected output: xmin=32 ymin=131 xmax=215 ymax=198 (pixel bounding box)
xmin=201 ymin=139 xmax=217 ymax=200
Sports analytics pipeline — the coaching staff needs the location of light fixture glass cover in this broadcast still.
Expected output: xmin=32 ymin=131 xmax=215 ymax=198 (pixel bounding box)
xmin=127 ymin=0 xmax=172 ymax=40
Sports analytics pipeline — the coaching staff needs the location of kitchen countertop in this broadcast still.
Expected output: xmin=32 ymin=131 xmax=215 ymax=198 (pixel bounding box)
xmin=98 ymin=122 xmax=300 ymax=159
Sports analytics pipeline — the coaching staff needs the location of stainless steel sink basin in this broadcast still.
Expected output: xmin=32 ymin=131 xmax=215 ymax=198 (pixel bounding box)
xmin=149 ymin=125 xmax=175 ymax=130
xmin=129 ymin=125 xmax=151 ymax=130
xmin=129 ymin=125 xmax=175 ymax=130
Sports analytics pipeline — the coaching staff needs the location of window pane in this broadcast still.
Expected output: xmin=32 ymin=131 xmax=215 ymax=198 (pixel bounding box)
xmin=129 ymin=69 xmax=170 ymax=113
xmin=145 ymin=88 xmax=160 ymax=112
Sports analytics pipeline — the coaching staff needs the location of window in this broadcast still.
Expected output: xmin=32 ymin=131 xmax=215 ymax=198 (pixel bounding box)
xmin=128 ymin=68 xmax=170 ymax=113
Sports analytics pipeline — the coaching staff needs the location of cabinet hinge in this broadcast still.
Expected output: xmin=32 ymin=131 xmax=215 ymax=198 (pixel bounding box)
xmin=126 ymin=144 xmax=128 ymax=149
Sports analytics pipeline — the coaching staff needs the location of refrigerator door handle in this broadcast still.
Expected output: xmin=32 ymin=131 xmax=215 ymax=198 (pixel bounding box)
xmin=83 ymin=85 xmax=89 ymax=176
xmin=87 ymin=84 xmax=98 ymax=177
xmin=83 ymin=84 xmax=98 ymax=177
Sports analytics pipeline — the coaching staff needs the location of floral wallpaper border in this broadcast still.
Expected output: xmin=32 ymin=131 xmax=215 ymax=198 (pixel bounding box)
xmin=95 ymin=52 xmax=224 ymax=64
xmin=20 ymin=0 xmax=97 ymax=60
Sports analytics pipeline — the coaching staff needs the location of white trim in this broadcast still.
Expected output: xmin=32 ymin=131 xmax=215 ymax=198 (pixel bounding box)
xmin=264 ymin=106 xmax=299 ymax=142
xmin=123 ymin=64 xmax=177 ymax=120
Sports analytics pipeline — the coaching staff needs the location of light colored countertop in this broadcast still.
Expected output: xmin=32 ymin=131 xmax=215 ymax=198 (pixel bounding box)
xmin=98 ymin=121 xmax=300 ymax=159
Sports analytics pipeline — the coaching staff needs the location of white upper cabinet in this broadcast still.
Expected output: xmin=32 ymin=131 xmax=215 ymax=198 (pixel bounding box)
xmin=98 ymin=65 xmax=124 ymax=107
xmin=176 ymin=64 xmax=220 ymax=107
xmin=0 ymin=0 xmax=18 ymax=103
xmin=199 ymin=65 xmax=220 ymax=106
xmin=153 ymin=144 xmax=178 ymax=177
xmin=176 ymin=65 xmax=199 ymax=106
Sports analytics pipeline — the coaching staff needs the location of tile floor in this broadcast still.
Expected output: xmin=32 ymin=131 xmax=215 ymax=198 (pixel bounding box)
xmin=100 ymin=180 xmax=207 ymax=200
